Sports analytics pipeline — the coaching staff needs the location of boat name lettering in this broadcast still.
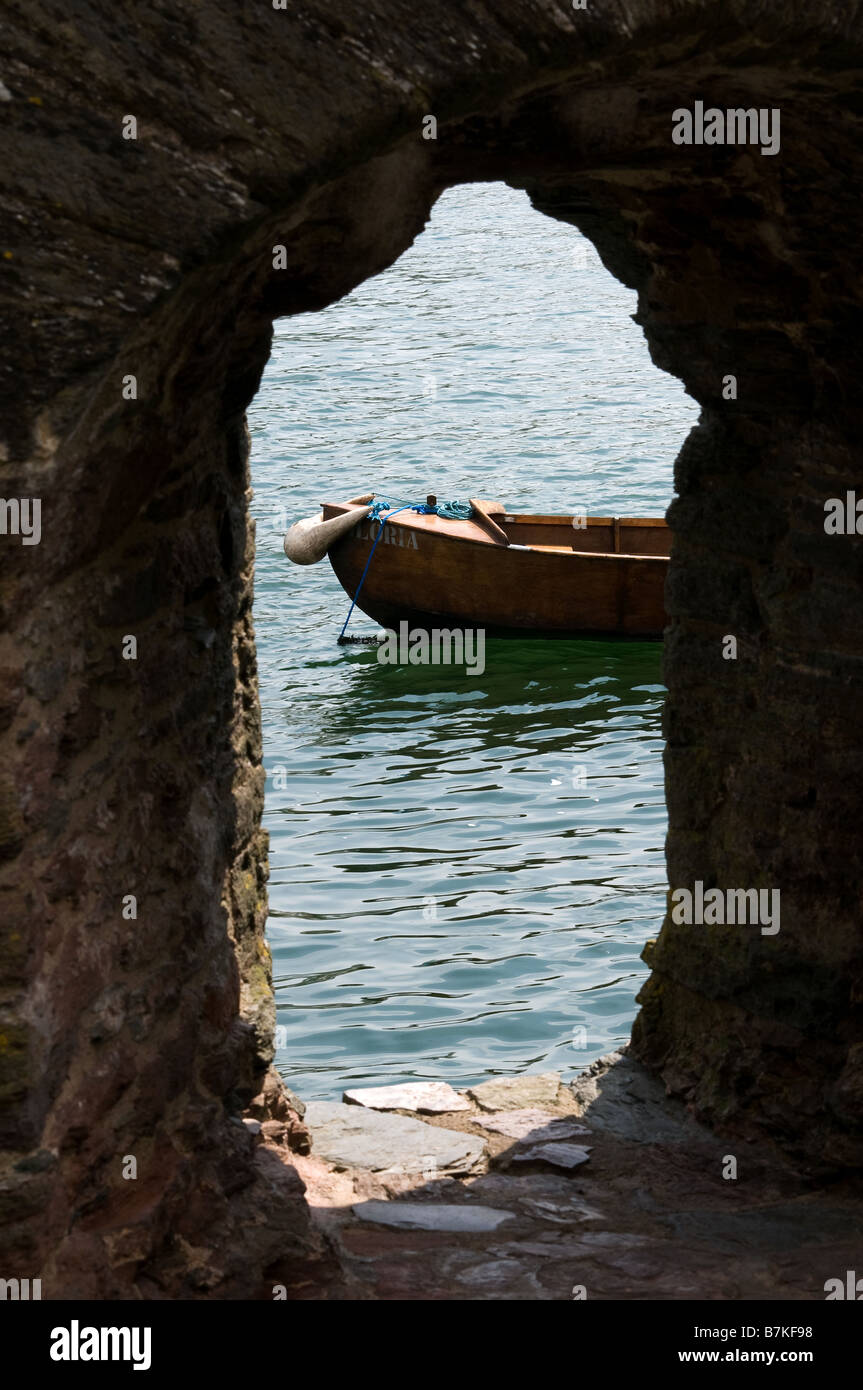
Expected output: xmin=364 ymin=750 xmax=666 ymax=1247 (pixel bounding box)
xmin=355 ymin=520 xmax=418 ymax=550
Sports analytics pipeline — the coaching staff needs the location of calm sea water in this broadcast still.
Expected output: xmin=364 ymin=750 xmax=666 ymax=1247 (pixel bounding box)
xmin=248 ymin=182 xmax=698 ymax=1101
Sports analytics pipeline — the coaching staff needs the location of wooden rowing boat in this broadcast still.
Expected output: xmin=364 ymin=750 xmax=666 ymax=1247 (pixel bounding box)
xmin=312 ymin=495 xmax=669 ymax=638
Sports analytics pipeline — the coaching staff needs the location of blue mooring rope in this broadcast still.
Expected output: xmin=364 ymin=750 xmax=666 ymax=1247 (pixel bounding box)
xmin=338 ymin=497 xmax=474 ymax=642
xmin=368 ymin=498 xmax=473 ymax=523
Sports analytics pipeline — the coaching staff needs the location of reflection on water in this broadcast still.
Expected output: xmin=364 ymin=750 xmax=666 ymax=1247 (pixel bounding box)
xmin=249 ymin=182 xmax=697 ymax=1099
xmin=264 ymin=636 xmax=665 ymax=1096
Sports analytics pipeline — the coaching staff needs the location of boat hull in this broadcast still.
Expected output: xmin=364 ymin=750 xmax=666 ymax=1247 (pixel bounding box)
xmin=325 ymin=506 xmax=669 ymax=638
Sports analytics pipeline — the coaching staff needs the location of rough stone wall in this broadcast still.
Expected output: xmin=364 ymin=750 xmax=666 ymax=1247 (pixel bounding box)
xmin=1 ymin=0 xmax=862 ymax=1296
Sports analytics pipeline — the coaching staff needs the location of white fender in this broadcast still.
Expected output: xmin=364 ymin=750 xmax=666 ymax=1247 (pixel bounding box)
xmin=283 ymin=505 xmax=371 ymax=565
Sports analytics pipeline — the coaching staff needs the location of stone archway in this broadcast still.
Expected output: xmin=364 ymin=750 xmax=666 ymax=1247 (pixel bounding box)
xmin=2 ymin=1 xmax=861 ymax=1297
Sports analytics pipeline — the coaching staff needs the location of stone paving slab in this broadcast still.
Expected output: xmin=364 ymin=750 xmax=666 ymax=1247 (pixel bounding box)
xmin=466 ymin=1072 xmax=561 ymax=1111
xmin=353 ymin=1200 xmax=515 ymax=1232
xmin=343 ymin=1082 xmax=471 ymax=1113
xmin=304 ymin=1101 xmax=486 ymax=1174
xmin=509 ymin=1140 xmax=591 ymax=1170
xmin=474 ymin=1108 xmax=589 ymax=1141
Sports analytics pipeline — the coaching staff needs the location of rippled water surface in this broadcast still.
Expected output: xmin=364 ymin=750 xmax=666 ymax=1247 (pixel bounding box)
xmin=248 ymin=183 xmax=699 ymax=1099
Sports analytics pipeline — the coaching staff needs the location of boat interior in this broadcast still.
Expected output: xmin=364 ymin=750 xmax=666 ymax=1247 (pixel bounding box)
xmin=497 ymin=513 xmax=670 ymax=557
xmin=333 ymin=495 xmax=671 ymax=558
